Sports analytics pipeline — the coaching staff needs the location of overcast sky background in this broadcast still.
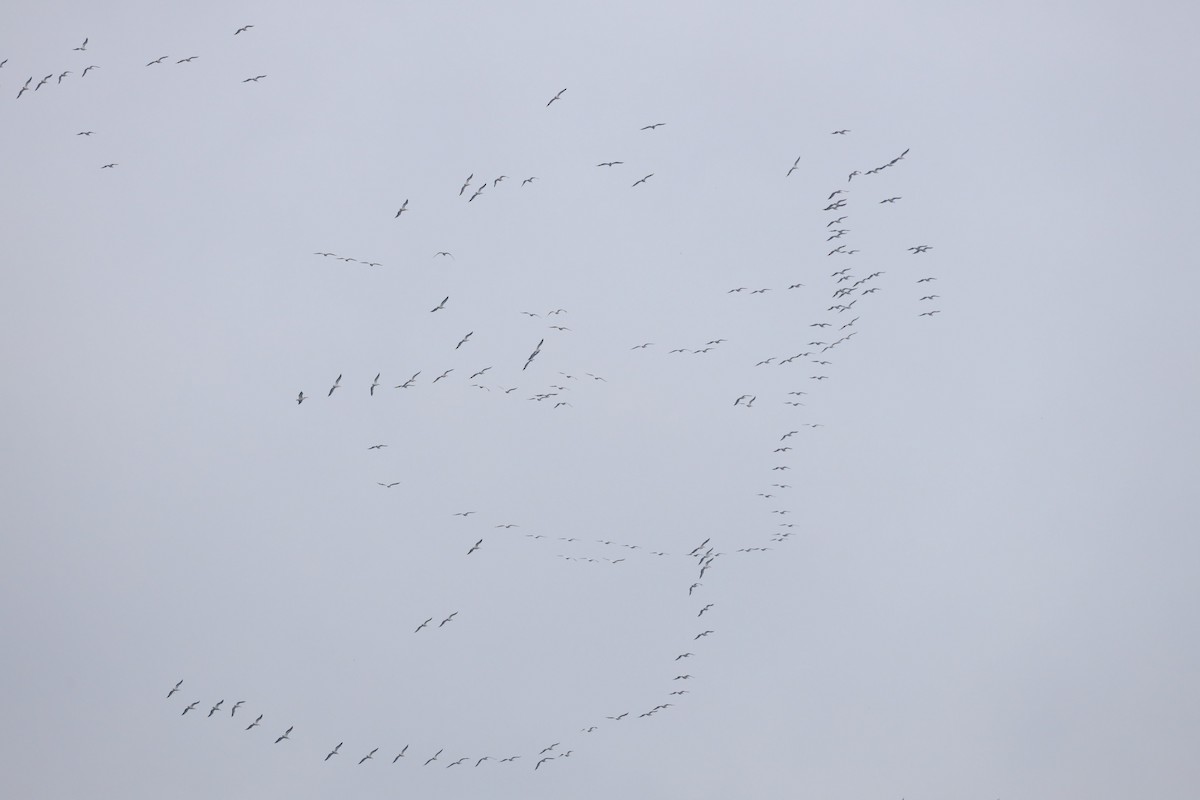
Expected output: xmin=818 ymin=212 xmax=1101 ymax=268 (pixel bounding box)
xmin=2 ymin=2 xmax=1198 ymax=798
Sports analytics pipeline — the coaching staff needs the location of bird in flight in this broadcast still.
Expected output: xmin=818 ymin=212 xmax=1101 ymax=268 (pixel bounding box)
xmin=241 ymin=75 xmax=267 ymax=83
xmin=434 ymin=251 xmax=454 ymax=259
xmin=393 ymin=745 xmax=409 ymax=762
xmin=74 ymin=38 xmax=88 ymax=51
xmin=359 ymin=748 xmax=378 ymax=765
xmin=641 ymin=122 xmax=666 ymax=130
xmin=57 ymin=71 xmax=71 ymax=83
xmin=167 ymin=680 xmax=183 ymax=698
xmin=82 ymin=65 xmax=98 ymax=76
xmin=414 ymin=617 xmax=433 ymax=633
xmin=296 ymin=391 xmax=306 ymax=404
xmin=367 ymin=444 xmax=387 ymax=450
xmin=467 ymin=539 xmax=483 ymax=555
xmin=919 ymin=310 xmax=941 ymax=316
xmin=632 ymin=173 xmax=654 ymax=187
xmin=631 ymin=342 xmax=654 ymax=349
xmin=181 ymin=701 xmax=199 ymax=715
xmin=377 ymin=482 xmax=400 ymax=489
xmin=146 ymin=56 xmax=168 ymax=66
xmin=235 ymin=25 xmax=254 ymax=34
xmin=432 ymin=369 xmax=453 ymax=383
xmin=274 ymin=726 xmax=292 ymax=743
xmin=177 ymin=56 xmax=198 ymax=63
xmin=395 ymin=199 xmax=409 ymax=218
xmin=546 ymin=87 xmax=567 ymax=106
xmin=459 ymin=174 xmax=473 ymax=195
xmin=439 ymin=612 xmax=458 ymax=627
xmin=880 ymin=196 xmax=901 ymax=203
xmin=522 ymin=177 xmax=538 ymax=185
xmin=246 ymin=714 xmax=263 ymax=730
xmin=430 ymin=296 xmax=448 ymax=312
xmin=597 ymin=161 xmax=624 ymax=167
xmin=455 ymin=332 xmax=473 ymax=349
xmin=831 ymin=129 xmax=850 ymax=134
xmin=327 ymin=374 xmax=342 ymax=397
xmin=16 ymin=77 xmax=32 ymax=99
xmin=35 ymin=74 xmax=53 ymax=90
xmin=908 ymin=245 xmax=932 ymax=253
xmin=369 ymin=373 xmax=381 ymax=395
xmin=424 ymin=748 xmax=443 ymax=766
xmin=207 ymin=700 xmax=224 ymax=717
xmin=395 ymin=371 xmax=419 ymax=389
xmin=230 ymin=701 xmax=245 ymax=717
xmin=325 ymin=743 xmax=343 ymax=761
xmin=786 ymin=155 xmax=801 ymax=176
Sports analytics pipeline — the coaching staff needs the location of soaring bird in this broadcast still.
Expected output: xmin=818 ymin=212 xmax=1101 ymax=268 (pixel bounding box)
xmin=181 ymin=701 xmax=199 ymax=715
xmin=177 ymin=56 xmax=198 ymax=63
xmin=467 ymin=539 xmax=483 ymax=555
xmin=438 ymin=612 xmax=458 ymax=627
xmin=377 ymin=482 xmax=400 ymax=489
xmin=296 ymin=391 xmax=306 ymax=404
xmin=640 ymin=122 xmax=666 ymax=130
xmin=167 ymin=680 xmax=183 ymax=698
xmin=831 ymin=129 xmax=850 ymax=134
xmin=434 ymin=251 xmax=454 ymax=259
xmin=392 ymin=745 xmax=409 ymax=762
xmin=546 ymin=87 xmax=566 ymax=106
xmin=430 ymin=296 xmax=448 ymax=312
xmin=395 ymin=371 xmax=419 ymax=389
xmin=327 ymin=374 xmax=341 ymax=397
xmin=459 ymin=174 xmax=473 ymax=195
xmin=522 ymin=177 xmax=538 ymax=185
xmin=35 ymin=74 xmax=52 ymax=90
xmin=234 ymin=25 xmax=254 ymax=34
xmin=424 ymin=748 xmax=443 ymax=766
xmin=367 ymin=444 xmax=387 ymax=450
xmin=274 ymin=726 xmax=293 ymax=743
xmin=74 ymin=38 xmax=88 ymax=51
xmin=358 ymin=748 xmax=378 ymax=765
xmin=82 ymin=65 xmax=98 ymax=76
xmin=447 ymin=758 xmax=468 ymax=768
xmin=395 ymin=199 xmax=409 ymax=218
xmin=786 ymin=155 xmax=801 ymax=176
xmin=230 ymin=701 xmax=245 ymax=717
xmin=880 ymin=196 xmax=901 ymax=203
xmin=325 ymin=742 xmax=343 ymax=761
xmin=207 ymin=700 xmax=224 ymax=717
xmin=632 ymin=173 xmax=654 ymax=187
xmin=414 ymin=617 xmax=433 ymax=633
xmin=57 ymin=71 xmax=71 ymax=83
xmin=246 ymin=714 xmax=263 ymax=730
xmin=146 ymin=57 xmax=168 ymax=66
xmin=242 ymin=75 xmax=267 ymax=82
xmin=432 ymin=369 xmax=453 ymax=383
xmin=369 ymin=373 xmax=381 ymax=395
xmin=455 ymin=332 xmax=473 ymax=349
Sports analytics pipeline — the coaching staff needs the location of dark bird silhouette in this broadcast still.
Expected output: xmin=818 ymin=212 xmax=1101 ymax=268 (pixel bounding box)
xmin=546 ymin=87 xmax=566 ymax=106
xmin=74 ymin=38 xmax=88 ymax=51
xmin=325 ymin=742 xmax=343 ymax=761
xmin=369 ymin=373 xmax=381 ymax=395
xmin=207 ymin=700 xmax=224 ymax=717
xmin=424 ymin=748 xmax=443 ymax=766
xmin=632 ymin=173 xmax=654 ymax=187
xmin=181 ymin=701 xmax=199 ymax=715
xmin=392 ymin=745 xmax=409 ymax=762
xmin=786 ymin=155 xmax=801 ymax=176
xmin=327 ymin=374 xmax=342 ymax=397
xmin=234 ymin=25 xmax=254 ymax=35
xmin=246 ymin=714 xmax=262 ymax=730
xmin=274 ymin=726 xmax=292 ymax=743
xmin=432 ymin=369 xmax=453 ymax=383
xmin=455 ymin=332 xmax=473 ymax=349
xmin=430 ymin=296 xmax=448 ymax=312
xmin=296 ymin=391 xmax=306 ymax=404
xmin=831 ymin=129 xmax=850 ymax=134
xmin=359 ymin=748 xmax=378 ymax=765
xmin=167 ymin=680 xmax=183 ymax=698
xmin=177 ymin=56 xmax=198 ymax=63
xmin=439 ymin=612 xmax=458 ymax=627
xmin=640 ymin=122 xmax=666 ymax=130
xmin=146 ymin=57 xmax=168 ymax=66
xmin=82 ymin=65 xmax=98 ymax=76
xmin=395 ymin=199 xmax=409 ymax=218
xmin=467 ymin=538 xmax=483 ymax=555
xmin=415 ymin=617 xmax=433 ymax=632
xmin=597 ymin=161 xmax=624 ymax=167
xmin=242 ymin=75 xmax=267 ymax=83
xmin=230 ymin=701 xmax=245 ymax=717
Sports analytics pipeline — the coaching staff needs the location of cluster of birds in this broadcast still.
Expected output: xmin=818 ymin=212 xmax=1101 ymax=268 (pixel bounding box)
xmin=8 ymin=20 xmax=940 ymax=781
xmin=4 ymin=26 xmax=266 ymax=169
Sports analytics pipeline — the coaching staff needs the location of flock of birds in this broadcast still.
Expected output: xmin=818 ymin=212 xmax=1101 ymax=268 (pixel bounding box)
xmin=7 ymin=22 xmax=942 ymax=780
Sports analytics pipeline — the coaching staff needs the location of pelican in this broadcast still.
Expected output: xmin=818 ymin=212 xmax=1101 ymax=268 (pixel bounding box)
xmin=395 ymin=199 xmax=409 ymax=218
xmin=274 ymin=726 xmax=292 ymax=743
xmin=327 ymin=374 xmax=341 ymax=396
xmin=325 ymin=742 xmax=343 ymax=761
xmin=359 ymin=748 xmax=378 ymax=765
xmin=415 ymin=617 xmax=433 ymax=632
xmin=430 ymin=296 xmax=448 ymax=312
xmin=438 ymin=612 xmax=458 ymax=627
xmin=786 ymin=155 xmax=801 ymax=176
xmin=546 ymin=87 xmax=566 ymax=106
xmin=632 ymin=173 xmax=654 ymax=187
xmin=146 ymin=57 xmax=168 ymax=66
xmin=234 ymin=25 xmax=254 ymax=34
xmin=369 ymin=373 xmax=380 ymax=395
xmin=207 ymin=700 xmax=224 ymax=717
xmin=230 ymin=700 xmax=245 ymax=717
xmin=393 ymin=745 xmax=409 ymax=762
xmin=74 ymin=37 xmax=88 ymax=51
xmin=242 ymin=75 xmax=266 ymax=82
xmin=167 ymin=680 xmax=183 ymax=698
xmin=246 ymin=714 xmax=263 ymax=730
xmin=641 ymin=122 xmax=666 ymax=130
xmin=467 ymin=538 xmax=483 ymax=555
xmin=181 ymin=701 xmax=199 ymax=715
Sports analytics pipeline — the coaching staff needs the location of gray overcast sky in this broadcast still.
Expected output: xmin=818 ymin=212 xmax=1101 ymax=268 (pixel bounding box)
xmin=2 ymin=1 xmax=1198 ymax=798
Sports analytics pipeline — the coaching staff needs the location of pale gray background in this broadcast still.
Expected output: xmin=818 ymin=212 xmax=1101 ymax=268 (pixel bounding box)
xmin=2 ymin=2 xmax=1198 ymax=798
